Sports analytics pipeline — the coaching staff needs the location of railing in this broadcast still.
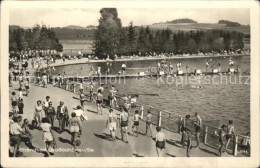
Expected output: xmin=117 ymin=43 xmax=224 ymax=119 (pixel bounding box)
xmin=25 ymin=74 xmax=250 ymax=157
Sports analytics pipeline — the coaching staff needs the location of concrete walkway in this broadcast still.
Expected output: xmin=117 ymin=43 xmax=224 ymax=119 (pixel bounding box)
xmin=9 ymin=80 xmax=234 ymax=157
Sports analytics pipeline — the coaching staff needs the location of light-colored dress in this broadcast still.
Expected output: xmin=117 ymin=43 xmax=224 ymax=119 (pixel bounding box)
xmin=40 ymin=123 xmax=53 ymax=142
xmin=35 ymin=105 xmax=43 ymax=121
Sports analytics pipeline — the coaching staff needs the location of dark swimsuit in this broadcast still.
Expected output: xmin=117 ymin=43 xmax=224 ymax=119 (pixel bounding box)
xmin=156 ymin=141 xmax=165 ymax=149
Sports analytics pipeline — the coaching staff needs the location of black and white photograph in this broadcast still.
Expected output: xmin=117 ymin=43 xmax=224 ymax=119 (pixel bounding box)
xmin=1 ymin=1 xmax=259 ymax=167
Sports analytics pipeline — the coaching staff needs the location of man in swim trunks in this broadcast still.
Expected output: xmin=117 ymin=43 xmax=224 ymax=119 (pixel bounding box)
xmin=225 ymin=120 xmax=235 ymax=153
xmin=131 ymin=110 xmax=141 ymax=137
xmin=145 ymin=110 xmax=153 ymax=137
xmin=119 ymin=108 xmax=129 ymax=143
xmin=96 ymin=89 xmax=103 ymax=115
xmin=218 ymin=124 xmax=226 ymax=156
xmin=106 ymin=109 xmax=118 ymax=141
xmin=194 ymin=112 xmax=202 ymax=149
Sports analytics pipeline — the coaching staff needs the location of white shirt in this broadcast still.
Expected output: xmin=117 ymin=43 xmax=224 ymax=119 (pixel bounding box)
xmin=74 ymin=109 xmax=83 ymax=117
xmin=10 ymin=122 xmax=22 ymax=135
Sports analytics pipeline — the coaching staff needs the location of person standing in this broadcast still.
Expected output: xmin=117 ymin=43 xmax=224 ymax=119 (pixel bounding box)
xmin=43 ymin=96 xmax=51 ymax=116
xmin=57 ymin=101 xmax=69 ymax=133
xmin=181 ymin=115 xmax=190 ymax=147
xmin=40 ymin=118 xmax=56 ymax=157
xmin=69 ymin=112 xmax=82 ymax=146
xmin=218 ymin=124 xmax=226 ymax=156
xmin=145 ymin=110 xmax=153 ymax=137
xmin=11 ymin=92 xmax=18 ymax=114
xmin=46 ymin=102 xmax=56 ymax=127
xmin=89 ymin=82 xmax=94 ymax=103
xmin=121 ymin=63 xmax=126 ymax=75
xmin=34 ymin=100 xmax=43 ymax=128
xmin=96 ymin=89 xmax=103 ymax=115
xmin=119 ymin=108 xmax=129 ymax=143
xmin=194 ymin=112 xmax=202 ymax=149
xmin=79 ymin=89 xmax=85 ymax=110
xmin=131 ymin=110 xmax=141 ymax=137
xmin=42 ymin=73 xmax=48 ymax=88
xmin=17 ymin=98 xmax=24 ymax=114
xmin=155 ymin=126 xmax=166 ymax=157
xmin=24 ymin=78 xmax=30 ymax=96
xmin=225 ymin=120 xmax=235 ymax=153
xmin=106 ymin=109 xmax=118 ymax=141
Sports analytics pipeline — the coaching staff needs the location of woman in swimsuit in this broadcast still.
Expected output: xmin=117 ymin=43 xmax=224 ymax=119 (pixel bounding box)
xmin=69 ymin=112 xmax=82 ymax=146
xmin=96 ymin=89 xmax=103 ymax=115
xmin=145 ymin=110 xmax=153 ymax=137
xmin=131 ymin=110 xmax=141 ymax=137
xmin=155 ymin=126 xmax=166 ymax=157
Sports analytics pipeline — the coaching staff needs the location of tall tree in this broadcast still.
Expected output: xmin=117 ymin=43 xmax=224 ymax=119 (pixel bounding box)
xmin=94 ymin=8 xmax=122 ymax=59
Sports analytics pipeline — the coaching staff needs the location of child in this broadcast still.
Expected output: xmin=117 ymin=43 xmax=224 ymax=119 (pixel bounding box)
xmin=17 ymin=98 xmax=24 ymax=114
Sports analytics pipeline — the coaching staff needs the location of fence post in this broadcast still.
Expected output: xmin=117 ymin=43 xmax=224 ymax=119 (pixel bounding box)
xmin=73 ymin=83 xmax=76 ymax=93
xmin=203 ymin=125 xmax=208 ymax=144
xmin=157 ymin=111 xmax=162 ymax=127
xmin=178 ymin=117 xmax=182 ymax=134
xmin=233 ymin=134 xmax=238 ymax=156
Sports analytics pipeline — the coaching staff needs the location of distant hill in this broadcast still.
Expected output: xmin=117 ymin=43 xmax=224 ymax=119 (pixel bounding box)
xmin=218 ymin=20 xmax=241 ymax=27
xmin=63 ymin=25 xmax=86 ymax=29
xmin=149 ymin=22 xmax=250 ymax=35
xmin=166 ymin=18 xmax=197 ymax=24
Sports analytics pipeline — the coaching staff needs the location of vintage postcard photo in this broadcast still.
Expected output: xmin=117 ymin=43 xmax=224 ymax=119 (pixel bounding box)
xmin=1 ymin=1 xmax=259 ymax=167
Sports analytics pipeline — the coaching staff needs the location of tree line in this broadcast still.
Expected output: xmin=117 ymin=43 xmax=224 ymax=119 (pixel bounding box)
xmin=94 ymin=8 xmax=245 ymax=59
xmin=9 ymin=24 xmax=63 ymax=56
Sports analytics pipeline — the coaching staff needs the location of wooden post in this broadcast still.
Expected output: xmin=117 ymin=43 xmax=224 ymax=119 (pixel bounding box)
xmin=233 ymin=135 xmax=238 ymax=156
xmin=158 ymin=111 xmax=162 ymax=127
xmin=178 ymin=117 xmax=182 ymax=134
xmin=203 ymin=125 xmax=208 ymax=144
xmin=73 ymin=83 xmax=76 ymax=93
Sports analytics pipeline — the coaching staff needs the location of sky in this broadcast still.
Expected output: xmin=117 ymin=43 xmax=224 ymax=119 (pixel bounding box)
xmin=9 ymin=8 xmax=250 ymax=28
